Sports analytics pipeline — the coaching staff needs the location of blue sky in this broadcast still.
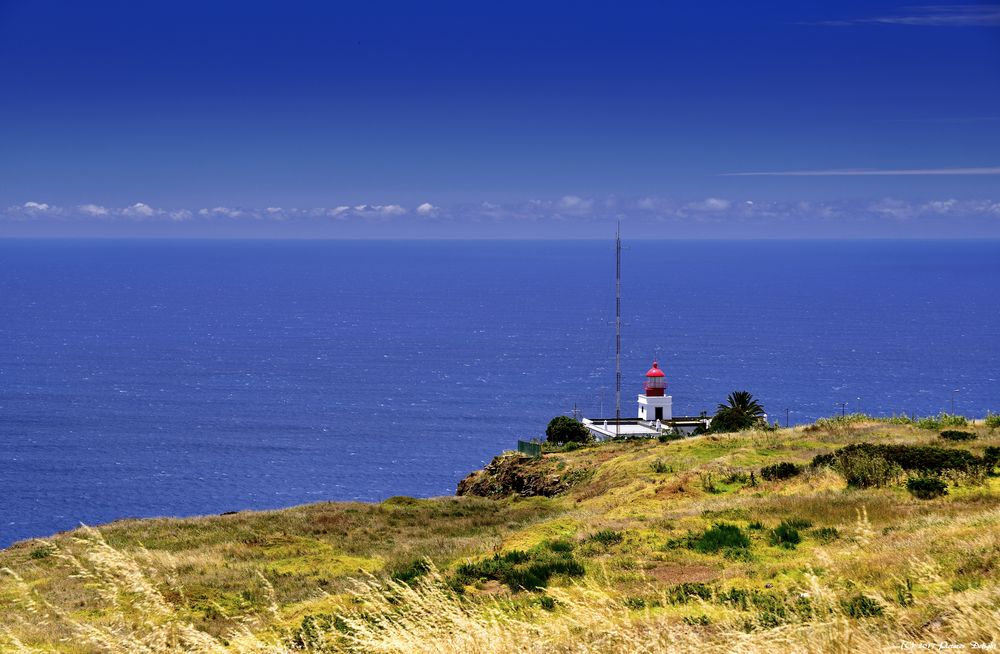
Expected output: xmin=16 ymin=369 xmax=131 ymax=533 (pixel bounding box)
xmin=1 ymin=0 xmax=998 ymax=237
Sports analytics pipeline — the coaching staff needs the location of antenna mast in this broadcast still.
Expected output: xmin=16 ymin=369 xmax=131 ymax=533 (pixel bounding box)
xmin=615 ymin=221 xmax=621 ymax=438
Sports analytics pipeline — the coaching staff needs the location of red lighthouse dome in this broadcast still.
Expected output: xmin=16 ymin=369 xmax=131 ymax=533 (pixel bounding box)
xmin=644 ymin=361 xmax=666 ymax=396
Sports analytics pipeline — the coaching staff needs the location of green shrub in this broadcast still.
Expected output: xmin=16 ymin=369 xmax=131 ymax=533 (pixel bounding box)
xmin=769 ymin=522 xmax=802 ymax=549
xmin=837 ymin=450 xmax=903 ymax=488
xmin=841 ymin=594 xmax=884 ymax=618
xmin=760 ymin=462 xmax=802 ymax=482
xmin=782 ymin=517 xmax=812 ymax=529
xmin=545 ymin=416 xmax=591 ymax=445
xmin=940 ymin=430 xmax=975 ymax=441
xmin=700 ymin=472 xmax=721 ymax=494
xmin=587 ymin=529 xmax=624 ymax=547
xmin=683 ymin=614 xmax=711 ymax=626
xmin=29 ymin=545 xmax=53 ymax=560
xmin=650 ymin=458 xmax=672 ymax=473
xmin=693 ymin=523 xmax=751 ymax=554
xmin=723 ymin=470 xmax=749 ymax=484
xmin=812 ymin=442 xmax=987 ymax=485
xmin=657 ymin=431 xmax=684 ymax=442
xmin=985 ymin=447 xmax=1000 ymax=471
xmin=906 ymin=476 xmax=948 ymax=500
xmin=389 ymin=557 xmax=432 ymax=583
xmin=812 ymin=527 xmax=840 ymax=543
xmin=546 ymin=538 xmax=575 ymax=553
xmin=986 ymin=413 xmax=1000 ymax=429
xmin=667 ymin=582 xmax=714 ymax=604
xmin=452 ymin=541 xmax=585 ymax=591
xmin=623 ymin=596 xmax=646 ymax=609
xmin=915 ymin=413 xmax=968 ymax=431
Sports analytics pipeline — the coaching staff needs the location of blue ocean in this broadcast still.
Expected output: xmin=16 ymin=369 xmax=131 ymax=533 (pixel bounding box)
xmin=2 ymin=239 xmax=999 ymax=546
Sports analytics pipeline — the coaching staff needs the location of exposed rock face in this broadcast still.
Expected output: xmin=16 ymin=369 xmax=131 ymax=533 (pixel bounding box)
xmin=456 ymin=453 xmax=582 ymax=498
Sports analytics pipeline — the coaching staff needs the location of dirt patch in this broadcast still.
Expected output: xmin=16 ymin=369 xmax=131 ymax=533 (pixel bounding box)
xmin=648 ymin=564 xmax=720 ymax=584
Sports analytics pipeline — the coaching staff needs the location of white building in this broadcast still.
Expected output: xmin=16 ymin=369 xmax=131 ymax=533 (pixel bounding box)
xmin=582 ymin=359 xmax=710 ymax=440
xmin=637 ymin=361 xmax=671 ymax=422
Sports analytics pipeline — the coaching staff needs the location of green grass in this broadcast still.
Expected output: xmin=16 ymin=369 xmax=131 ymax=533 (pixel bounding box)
xmin=1 ymin=418 xmax=998 ymax=653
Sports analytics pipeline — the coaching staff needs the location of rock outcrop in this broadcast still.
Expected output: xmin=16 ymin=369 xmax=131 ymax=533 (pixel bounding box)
xmin=456 ymin=453 xmax=587 ymax=498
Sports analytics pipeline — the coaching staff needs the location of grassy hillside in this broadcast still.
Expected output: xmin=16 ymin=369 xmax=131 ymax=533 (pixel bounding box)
xmin=2 ymin=417 xmax=998 ymax=652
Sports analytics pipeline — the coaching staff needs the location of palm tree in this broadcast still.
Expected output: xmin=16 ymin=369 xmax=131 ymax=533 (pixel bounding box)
xmin=710 ymin=391 xmax=766 ymax=433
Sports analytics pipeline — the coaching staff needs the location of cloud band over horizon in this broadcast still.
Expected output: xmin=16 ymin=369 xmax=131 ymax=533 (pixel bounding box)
xmin=4 ymin=194 xmax=999 ymax=239
xmin=722 ymin=166 xmax=1000 ymax=177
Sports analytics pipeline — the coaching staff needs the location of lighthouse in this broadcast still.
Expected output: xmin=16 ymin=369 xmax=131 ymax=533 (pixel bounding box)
xmin=637 ymin=361 xmax=672 ymax=423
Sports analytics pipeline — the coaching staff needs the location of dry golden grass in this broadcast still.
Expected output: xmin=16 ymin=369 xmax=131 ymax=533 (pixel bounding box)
xmin=2 ymin=419 xmax=998 ymax=652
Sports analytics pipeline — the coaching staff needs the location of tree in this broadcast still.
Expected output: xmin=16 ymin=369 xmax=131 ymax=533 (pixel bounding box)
xmin=710 ymin=391 xmax=766 ymax=433
xmin=545 ymin=416 xmax=591 ymax=444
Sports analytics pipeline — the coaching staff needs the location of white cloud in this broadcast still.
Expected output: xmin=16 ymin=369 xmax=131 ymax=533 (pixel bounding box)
xmin=121 ymin=202 xmax=158 ymax=218
xmin=379 ymin=204 xmax=406 ymax=216
xmin=557 ymin=195 xmax=594 ymax=212
xmin=169 ymin=209 xmax=193 ymax=221
xmin=723 ymin=166 xmax=1000 ymax=177
xmin=813 ymin=6 xmax=1000 ymax=27
xmin=637 ymin=197 xmax=657 ymax=210
xmin=78 ymin=204 xmax=109 ymax=216
xmin=868 ymin=198 xmax=915 ymax=220
xmin=198 ymin=206 xmax=244 ymax=218
xmin=416 ymin=202 xmax=438 ymax=216
xmin=7 ymin=201 xmax=63 ymax=216
xmin=686 ymin=197 xmax=731 ymax=212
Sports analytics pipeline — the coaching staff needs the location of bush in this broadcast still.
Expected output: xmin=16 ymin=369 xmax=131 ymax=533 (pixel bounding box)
xmin=940 ymin=430 xmax=975 ymax=441
xmin=760 ymin=462 xmax=802 ymax=481
xmin=812 ymin=443 xmax=987 ymax=485
xmin=812 ymin=527 xmax=840 ymax=543
xmin=985 ymin=447 xmax=1000 ymax=471
xmin=769 ymin=522 xmax=802 ymax=549
xmin=650 ymin=458 xmax=672 ymax=473
xmin=782 ymin=517 xmax=812 ymax=529
xmin=915 ymin=413 xmax=968 ymax=431
xmin=452 ymin=540 xmax=585 ymax=591
xmin=657 ymin=431 xmax=684 ymax=442
xmin=666 ymin=582 xmax=714 ymax=604
xmin=389 ymin=557 xmax=432 ymax=583
xmin=693 ymin=523 xmax=751 ymax=554
xmin=587 ymin=529 xmax=624 ymax=547
xmin=986 ymin=413 xmax=1000 ymax=429
xmin=545 ymin=416 xmax=591 ymax=445
xmin=841 ymin=594 xmax=884 ymax=618
xmin=906 ymin=476 xmax=948 ymax=500
xmin=29 ymin=546 xmax=53 ymax=560
xmin=710 ymin=391 xmax=766 ymax=433
xmin=837 ymin=450 xmax=903 ymax=488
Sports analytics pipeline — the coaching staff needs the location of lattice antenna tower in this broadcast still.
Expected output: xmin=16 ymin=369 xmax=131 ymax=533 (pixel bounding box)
xmin=615 ymin=221 xmax=621 ymax=438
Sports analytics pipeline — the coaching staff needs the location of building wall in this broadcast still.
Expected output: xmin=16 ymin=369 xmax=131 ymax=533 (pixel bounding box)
xmin=637 ymin=394 xmax=672 ymax=421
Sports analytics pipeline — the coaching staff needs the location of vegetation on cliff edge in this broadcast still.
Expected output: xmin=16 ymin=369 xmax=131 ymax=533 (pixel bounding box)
xmin=2 ymin=416 xmax=999 ymax=653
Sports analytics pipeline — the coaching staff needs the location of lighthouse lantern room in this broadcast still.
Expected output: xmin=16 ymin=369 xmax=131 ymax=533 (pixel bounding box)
xmin=637 ymin=361 xmax=672 ymax=422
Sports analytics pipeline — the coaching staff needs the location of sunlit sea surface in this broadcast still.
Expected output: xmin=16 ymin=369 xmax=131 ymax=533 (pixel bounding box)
xmin=2 ymin=240 xmax=998 ymax=546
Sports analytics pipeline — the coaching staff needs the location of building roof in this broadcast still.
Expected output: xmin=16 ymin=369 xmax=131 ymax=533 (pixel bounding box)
xmin=645 ymin=361 xmax=665 ymax=378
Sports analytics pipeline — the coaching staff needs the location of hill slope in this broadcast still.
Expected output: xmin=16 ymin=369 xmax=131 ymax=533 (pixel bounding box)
xmin=2 ymin=418 xmax=998 ymax=652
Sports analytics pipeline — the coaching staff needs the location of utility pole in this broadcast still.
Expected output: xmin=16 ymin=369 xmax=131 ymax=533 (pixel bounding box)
xmin=615 ymin=221 xmax=621 ymax=439
xmin=785 ymin=408 xmax=789 ymax=428
xmin=839 ymin=402 xmax=847 ymax=418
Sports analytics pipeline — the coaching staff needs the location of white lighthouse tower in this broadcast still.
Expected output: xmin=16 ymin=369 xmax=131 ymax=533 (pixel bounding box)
xmin=637 ymin=361 xmax=672 ymax=423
